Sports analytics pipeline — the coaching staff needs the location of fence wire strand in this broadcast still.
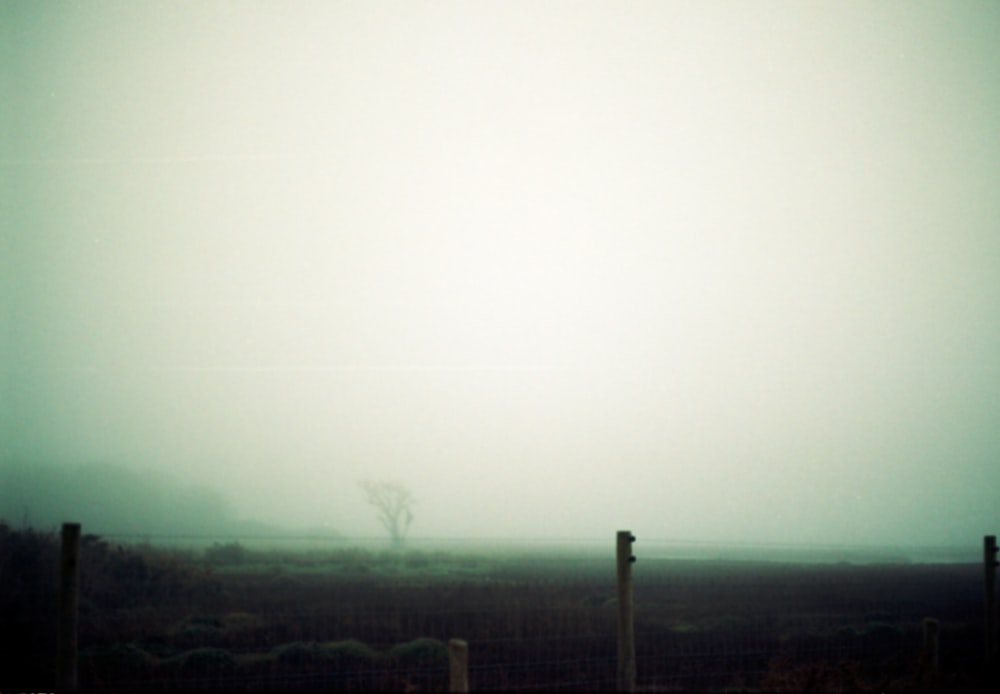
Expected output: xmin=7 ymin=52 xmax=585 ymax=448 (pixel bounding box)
xmin=1 ymin=525 xmax=990 ymax=691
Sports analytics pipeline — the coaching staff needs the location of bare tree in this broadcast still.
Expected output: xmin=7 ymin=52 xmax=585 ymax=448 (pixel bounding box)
xmin=358 ymin=481 xmax=415 ymax=548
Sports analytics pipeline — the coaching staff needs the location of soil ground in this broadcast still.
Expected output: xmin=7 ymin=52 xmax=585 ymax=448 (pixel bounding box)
xmin=76 ymin=547 xmax=991 ymax=691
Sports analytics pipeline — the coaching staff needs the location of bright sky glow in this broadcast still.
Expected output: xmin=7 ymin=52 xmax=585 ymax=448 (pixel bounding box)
xmin=3 ymin=1 xmax=999 ymax=546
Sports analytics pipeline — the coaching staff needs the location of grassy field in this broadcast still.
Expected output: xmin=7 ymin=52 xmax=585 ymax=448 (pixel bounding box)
xmin=1 ymin=524 xmax=992 ymax=691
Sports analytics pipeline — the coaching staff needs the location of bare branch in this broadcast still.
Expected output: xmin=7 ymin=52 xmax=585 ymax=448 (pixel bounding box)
xmin=358 ymin=480 xmax=416 ymax=548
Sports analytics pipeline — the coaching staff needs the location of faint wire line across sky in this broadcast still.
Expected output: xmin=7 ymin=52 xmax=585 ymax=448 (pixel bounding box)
xmin=0 ymin=155 xmax=310 ymax=165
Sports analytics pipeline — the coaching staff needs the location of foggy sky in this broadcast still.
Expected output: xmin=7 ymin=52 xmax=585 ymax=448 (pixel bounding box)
xmin=3 ymin=1 xmax=999 ymax=546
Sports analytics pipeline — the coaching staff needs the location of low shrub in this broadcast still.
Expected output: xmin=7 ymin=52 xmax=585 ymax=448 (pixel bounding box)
xmin=205 ymin=541 xmax=248 ymax=566
xmin=271 ymin=640 xmax=321 ymax=665
xmin=162 ymin=647 xmax=237 ymax=677
xmin=80 ymin=642 xmax=156 ymax=684
xmin=386 ymin=637 xmax=448 ymax=665
xmin=168 ymin=614 xmax=225 ymax=649
xmin=321 ymin=639 xmax=382 ymax=667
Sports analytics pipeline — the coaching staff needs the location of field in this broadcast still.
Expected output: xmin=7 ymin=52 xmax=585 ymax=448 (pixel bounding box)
xmin=1 ymin=524 xmax=993 ymax=691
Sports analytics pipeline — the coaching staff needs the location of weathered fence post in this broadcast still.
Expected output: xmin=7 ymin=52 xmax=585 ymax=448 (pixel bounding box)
xmin=986 ymin=535 xmax=998 ymax=669
xmin=616 ymin=530 xmax=636 ymax=692
xmin=57 ymin=522 xmax=81 ymax=690
xmin=922 ymin=617 xmax=940 ymax=675
xmin=448 ymin=638 xmax=468 ymax=693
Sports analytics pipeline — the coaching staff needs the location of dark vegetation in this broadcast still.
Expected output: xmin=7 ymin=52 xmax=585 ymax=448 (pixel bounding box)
xmin=1 ymin=520 xmax=992 ymax=691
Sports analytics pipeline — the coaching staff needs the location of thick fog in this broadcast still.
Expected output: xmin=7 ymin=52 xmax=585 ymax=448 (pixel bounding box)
xmin=3 ymin=1 xmax=999 ymax=547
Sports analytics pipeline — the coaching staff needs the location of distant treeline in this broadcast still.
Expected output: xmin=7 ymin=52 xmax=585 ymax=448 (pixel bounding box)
xmin=0 ymin=459 xmax=325 ymax=538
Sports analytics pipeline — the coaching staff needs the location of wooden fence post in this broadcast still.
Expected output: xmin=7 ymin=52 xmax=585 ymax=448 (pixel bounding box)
xmin=922 ymin=617 xmax=940 ymax=675
xmin=448 ymin=638 xmax=468 ymax=693
xmin=986 ymin=535 xmax=998 ymax=669
xmin=57 ymin=522 xmax=81 ymax=690
xmin=616 ymin=530 xmax=636 ymax=692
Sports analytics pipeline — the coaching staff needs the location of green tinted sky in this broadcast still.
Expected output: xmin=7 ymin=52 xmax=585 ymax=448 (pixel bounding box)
xmin=2 ymin=1 xmax=999 ymax=545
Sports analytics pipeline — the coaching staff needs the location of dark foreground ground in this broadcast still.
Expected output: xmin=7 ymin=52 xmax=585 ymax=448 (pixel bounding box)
xmin=1 ymin=525 xmax=994 ymax=691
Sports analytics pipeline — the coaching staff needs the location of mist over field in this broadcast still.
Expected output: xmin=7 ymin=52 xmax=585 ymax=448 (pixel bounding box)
xmin=2 ymin=1 xmax=999 ymax=549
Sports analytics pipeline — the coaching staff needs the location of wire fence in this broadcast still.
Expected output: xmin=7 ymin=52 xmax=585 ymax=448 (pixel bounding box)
xmin=1 ymin=524 xmax=994 ymax=691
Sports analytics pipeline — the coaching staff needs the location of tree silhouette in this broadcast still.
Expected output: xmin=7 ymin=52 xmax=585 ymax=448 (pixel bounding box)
xmin=358 ymin=481 xmax=414 ymax=548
